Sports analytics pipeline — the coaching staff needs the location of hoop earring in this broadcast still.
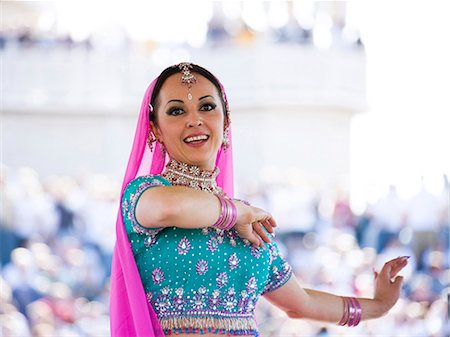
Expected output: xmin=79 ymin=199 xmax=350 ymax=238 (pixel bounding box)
xmin=147 ymin=129 xmax=156 ymax=151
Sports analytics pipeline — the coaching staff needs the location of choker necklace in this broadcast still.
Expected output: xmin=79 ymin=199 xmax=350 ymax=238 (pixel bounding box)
xmin=161 ymin=159 xmax=224 ymax=196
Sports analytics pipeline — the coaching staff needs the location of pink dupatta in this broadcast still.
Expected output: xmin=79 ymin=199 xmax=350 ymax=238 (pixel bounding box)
xmin=110 ymin=73 xmax=234 ymax=336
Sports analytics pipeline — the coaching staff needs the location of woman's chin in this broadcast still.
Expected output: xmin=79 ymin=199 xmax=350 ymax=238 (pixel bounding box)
xmin=176 ymin=149 xmax=219 ymax=168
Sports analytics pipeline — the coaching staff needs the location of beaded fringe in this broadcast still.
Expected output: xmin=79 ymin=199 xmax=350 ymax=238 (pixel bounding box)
xmin=160 ymin=316 xmax=257 ymax=335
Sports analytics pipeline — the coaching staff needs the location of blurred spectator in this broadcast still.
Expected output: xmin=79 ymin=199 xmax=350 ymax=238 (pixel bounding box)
xmin=0 ymin=167 xmax=21 ymax=266
xmin=372 ymin=185 xmax=406 ymax=253
xmin=354 ymin=205 xmax=374 ymax=248
xmin=406 ymin=180 xmax=441 ymax=270
xmin=437 ymin=174 xmax=449 ymax=251
xmin=272 ymin=4 xmax=312 ymax=45
xmin=206 ymin=3 xmax=231 ymax=46
xmin=332 ymin=191 xmax=356 ymax=231
xmin=2 ymin=247 xmax=43 ymax=316
xmin=0 ymin=32 xmax=6 ymax=49
xmin=9 ymin=168 xmax=59 ymax=246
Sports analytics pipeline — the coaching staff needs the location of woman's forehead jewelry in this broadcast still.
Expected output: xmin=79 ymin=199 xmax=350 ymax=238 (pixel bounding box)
xmin=177 ymin=62 xmax=197 ymax=100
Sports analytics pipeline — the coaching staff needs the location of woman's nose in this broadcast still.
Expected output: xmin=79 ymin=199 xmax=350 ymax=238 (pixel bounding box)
xmin=186 ymin=113 xmax=203 ymax=127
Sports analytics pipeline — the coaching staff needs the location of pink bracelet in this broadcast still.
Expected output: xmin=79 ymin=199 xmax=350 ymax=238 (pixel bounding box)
xmin=337 ymin=296 xmax=362 ymax=327
xmin=222 ymin=198 xmax=236 ymax=230
xmin=337 ymin=296 xmax=349 ymax=326
xmin=212 ymin=196 xmax=227 ymax=229
xmin=346 ymin=297 xmax=356 ymax=326
xmin=212 ymin=196 xmax=237 ymax=230
xmin=351 ymin=297 xmax=362 ymax=326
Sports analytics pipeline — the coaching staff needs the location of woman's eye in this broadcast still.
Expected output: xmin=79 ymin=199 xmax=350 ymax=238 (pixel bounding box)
xmin=200 ymin=103 xmax=216 ymax=111
xmin=168 ymin=108 xmax=184 ymax=116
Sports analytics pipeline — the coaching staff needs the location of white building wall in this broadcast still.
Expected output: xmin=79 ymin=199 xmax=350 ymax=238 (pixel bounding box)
xmin=3 ymin=45 xmax=365 ymax=193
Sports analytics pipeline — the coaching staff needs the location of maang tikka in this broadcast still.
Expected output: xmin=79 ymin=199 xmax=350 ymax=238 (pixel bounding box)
xmin=178 ymin=62 xmax=197 ymax=100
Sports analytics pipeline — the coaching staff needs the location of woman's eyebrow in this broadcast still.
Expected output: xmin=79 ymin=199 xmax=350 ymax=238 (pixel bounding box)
xmin=165 ymin=99 xmax=184 ymax=107
xmin=199 ymin=95 xmax=214 ymax=101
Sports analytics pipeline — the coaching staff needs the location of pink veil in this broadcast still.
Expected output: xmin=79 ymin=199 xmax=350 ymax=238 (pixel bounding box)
xmin=110 ymin=70 xmax=234 ymax=336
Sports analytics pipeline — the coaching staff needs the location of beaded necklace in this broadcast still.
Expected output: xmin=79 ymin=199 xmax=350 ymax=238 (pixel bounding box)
xmin=161 ymin=159 xmax=225 ymax=196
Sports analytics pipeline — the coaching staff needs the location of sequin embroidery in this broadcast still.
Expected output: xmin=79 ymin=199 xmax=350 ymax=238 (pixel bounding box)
xmin=196 ymin=260 xmax=208 ymax=275
xmin=152 ymin=268 xmax=165 ymax=284
xmin=228 ymin=253 xmax=239 ymax=270
xmin=216 ymin=272 xmax=228 ymax=288
xmin=177 ymin=237 xmax=191 ymax=255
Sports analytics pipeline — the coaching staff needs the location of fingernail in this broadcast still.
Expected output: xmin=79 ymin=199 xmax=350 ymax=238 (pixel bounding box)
xmin=401 ymin=256 xmax=411 ymax=260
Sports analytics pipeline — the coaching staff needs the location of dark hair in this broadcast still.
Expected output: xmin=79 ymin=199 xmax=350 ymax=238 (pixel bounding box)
xmin=149 ymin=63 xmax=227 ymax=123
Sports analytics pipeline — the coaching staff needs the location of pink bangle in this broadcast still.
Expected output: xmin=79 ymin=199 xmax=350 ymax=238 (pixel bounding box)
xmin=212 ymin=196 xmax=237 ymax=230
xmin=212 ymin=196 xmax=227 ymax=229
xmin=225 ymin=199 xmax=237 ymax=230
xmin=347 ymin=297 xmax=362 ymax=327
xmin=222 ymin=198 xmax=236 ymax=230
xmin=337 ymin=296 xmax=362 ymax=327
xmin=337 ymin=296 xmax=349 ymax=326
xmin=352 ymin=297 xmax=362 ymax=326
xmin=347 ymin=297 xmax=357 ymax=326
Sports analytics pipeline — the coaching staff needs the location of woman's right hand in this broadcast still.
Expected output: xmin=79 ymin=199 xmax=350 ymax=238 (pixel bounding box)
xmin=233 ymin=201 xmax=277 ymax=247
xmin=372 ymin=256 xmax=408 ymax=316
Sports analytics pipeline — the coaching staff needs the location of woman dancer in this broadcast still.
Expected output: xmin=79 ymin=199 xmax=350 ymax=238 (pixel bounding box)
xmin=110 ymin=63 xmax=408 ymax=337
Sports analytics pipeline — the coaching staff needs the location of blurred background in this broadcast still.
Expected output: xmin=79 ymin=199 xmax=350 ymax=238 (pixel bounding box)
xmin=1 ymin=1 xmax=449 ymax=336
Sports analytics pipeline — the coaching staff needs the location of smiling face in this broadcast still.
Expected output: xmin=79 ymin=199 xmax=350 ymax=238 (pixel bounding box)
xmin=150 ymin=73 xmax=226 ymax=171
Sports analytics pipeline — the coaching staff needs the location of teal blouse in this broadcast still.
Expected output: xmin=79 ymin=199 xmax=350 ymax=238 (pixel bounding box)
xmin=121 ymin=175 xmax=292 ymax=336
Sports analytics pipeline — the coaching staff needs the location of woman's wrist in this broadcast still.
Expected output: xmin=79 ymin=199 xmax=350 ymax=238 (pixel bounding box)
xmin=358 ymin=298 xmax=388 ymax=320
xmin=233 ymin=200 xmax=253 ymax=226
xmin=336 ymin=297 xmax=386 ymax=327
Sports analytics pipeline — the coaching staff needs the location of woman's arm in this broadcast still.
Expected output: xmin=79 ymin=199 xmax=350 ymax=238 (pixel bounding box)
xmin=263 ymin=256 xmax=408 ymax=324
xmin=135 ymin=185 xmax=276 ymax=246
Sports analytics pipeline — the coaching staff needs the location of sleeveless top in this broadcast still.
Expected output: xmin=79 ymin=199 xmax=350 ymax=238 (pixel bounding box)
xmin=121 ymin=175 xmax=292 ymax=336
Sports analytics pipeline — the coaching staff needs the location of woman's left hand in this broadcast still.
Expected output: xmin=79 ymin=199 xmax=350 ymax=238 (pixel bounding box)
xmin=251 ymin=217 xmax=276 ymax=245
xmin=372 ymin=256 xmax=408 ymax=316
xmin=233 ymin=202 xmax=277 ymax=247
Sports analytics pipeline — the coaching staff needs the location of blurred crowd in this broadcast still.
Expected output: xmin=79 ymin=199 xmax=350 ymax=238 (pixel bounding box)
xmin=1 ymin=166 xmax=448 ymax=336
xmin=1 ymin=2 xmax=362 ymax=52
xmin=1 ymin=167 xmax=115 ymax=336
xmin=242 ymin=175 xmax=449 ymax=336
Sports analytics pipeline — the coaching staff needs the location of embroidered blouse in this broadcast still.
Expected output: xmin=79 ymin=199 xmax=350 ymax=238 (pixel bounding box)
xmin=121 ymin=174 xmax=292 ymax=336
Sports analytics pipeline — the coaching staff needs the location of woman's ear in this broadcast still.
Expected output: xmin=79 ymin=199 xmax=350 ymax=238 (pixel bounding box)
xmin=150 ymin=121 xmax=162 ymax=142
